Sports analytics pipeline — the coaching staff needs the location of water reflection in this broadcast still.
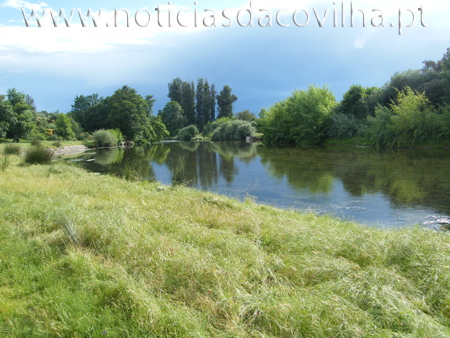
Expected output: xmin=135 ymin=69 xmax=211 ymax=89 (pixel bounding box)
xmin=72 ymin=142 xmax=450 ymax=228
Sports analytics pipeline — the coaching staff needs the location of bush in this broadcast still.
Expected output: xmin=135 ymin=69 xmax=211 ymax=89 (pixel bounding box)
xmin=203 ymin=117 xmax=233 ymax=137
xmin=3 ymin=143 xmax=21 ymax=155
xmin=30 ymin=138 xmax=42 ymax=147
xmin=93 ymin=130 xmax=118 ymax=147
xmin=364 ymin=87 xmax=450 ymax=147
xmin=52 ymin=140 xmax=62 ymax=147
xmin=108 ymin=129 xmax=124 ymax=144
xmin=260 ymin=85 xmax=336 ymax=145
xmin=210 ymin=120 xmax=255 ymax=141
xmin=24 ymin=146 xmax=54 ymax=165
xmin=328 ymin=113 xmax=367 ymax=139
xmin=178 ymin=125 xmax=199 ymax=141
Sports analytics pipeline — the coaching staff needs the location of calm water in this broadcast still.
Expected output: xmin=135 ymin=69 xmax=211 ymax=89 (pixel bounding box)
xmin=70 ymin=142 xmax=450 ymax=229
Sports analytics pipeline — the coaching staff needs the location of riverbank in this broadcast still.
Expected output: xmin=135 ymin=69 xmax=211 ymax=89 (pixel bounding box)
xmin=1 ymin=154 xmax=450 ymax=337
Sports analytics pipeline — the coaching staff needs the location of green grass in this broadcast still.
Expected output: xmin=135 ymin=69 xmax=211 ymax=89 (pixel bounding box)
xmin=0 ymin=139 xmax=84 ymax=149
xmin=1 ymin=154 xmax=450 ymax=337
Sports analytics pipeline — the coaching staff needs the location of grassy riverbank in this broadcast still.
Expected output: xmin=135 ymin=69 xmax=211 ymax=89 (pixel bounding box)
xmin=1 ymin=153 xmax=450 ymax=337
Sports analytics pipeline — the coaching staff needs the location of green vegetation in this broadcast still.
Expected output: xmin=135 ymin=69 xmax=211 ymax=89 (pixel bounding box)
xmin=2 ymin=143 xmax=21 ymax=155
xmin=93 ymin=129 xmax=119 ymax=148
xmin=1 ymin=153 xmax=450 ymax=336
xmin=259 ymin=85 xmax=337 ymax=145
xmin=23 ymin=146 xmax=54 ymax=164
xmin=178 ymin=124 xmax=199 ymax=141
xmin=210 ymin=120 xmax=256 ymax=141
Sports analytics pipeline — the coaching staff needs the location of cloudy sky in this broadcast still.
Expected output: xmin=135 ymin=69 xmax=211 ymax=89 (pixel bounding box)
xmin=1 ymin=0 xmax=449 ymax=114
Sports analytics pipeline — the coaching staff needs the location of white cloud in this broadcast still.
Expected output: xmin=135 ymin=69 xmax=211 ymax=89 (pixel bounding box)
xmin=2 ymin=0 xmax=47 ymax=11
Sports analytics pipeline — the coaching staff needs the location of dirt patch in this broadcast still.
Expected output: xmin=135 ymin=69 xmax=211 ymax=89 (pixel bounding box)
xmin=53 ymin=145 xmax=89 ymax=157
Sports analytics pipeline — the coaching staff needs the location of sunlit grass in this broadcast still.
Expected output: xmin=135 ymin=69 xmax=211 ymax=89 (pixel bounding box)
xmin=1 ymin=154 xmax=450 ymax=337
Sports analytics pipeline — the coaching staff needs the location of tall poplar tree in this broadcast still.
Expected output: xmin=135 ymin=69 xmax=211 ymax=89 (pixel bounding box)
xmin=203 ymin=80 xmax=211 ymax=127
xmin=216 ymin=85 xmax=238 ymax=119
xmin=210 ymin=83 xmax=216 ymax=122
xmin=196 ymin=78 xmax=204 ymax=129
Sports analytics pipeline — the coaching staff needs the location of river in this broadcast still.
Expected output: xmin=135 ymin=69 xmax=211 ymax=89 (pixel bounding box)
xmin=70 ymin=141 xmax=450 ymax=229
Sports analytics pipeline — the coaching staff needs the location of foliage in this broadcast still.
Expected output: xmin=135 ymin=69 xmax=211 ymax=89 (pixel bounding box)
xmin=158 ymin=101 xmax=187 ymax=136
xmin=93 ymin=129 xmax=118 ymax=147
xmin=328 ymin=113 xmax=367 ymax=139
xmin=73 ymin=86 xmax=168 ymax=143
xmin=202 ymin=117 xmax=233 ymax=137
xmin=235 ymin=109 xmax=257 ymax=122
xmin=3 ymin=143 xmax=21 ymax=155
xmin=178 ymin=124 xmax=199 ymax=141
xmin=108 ymin=128 xmax=124 ymax=144
xmin=0 ymin=98 xmax=17 ymax=138
xmin=23 ymin=146 xmax=54 ymax=164
xmin=68 ymin=93 xmax=101 ymax=129
xmin=210 ymin=120 xmax=255 ymax=141
xmin=216 ymin=85 xmax=238 ymax=119
xmin=260 ymin=85 xmax=337 ymax=145
xmin=55 ymin=113 xmax=75 ymax=140
xmin=30 ymin=138 xmax=42 ymax=147
xmin=365 ymin=87 xmax=450 ymax=147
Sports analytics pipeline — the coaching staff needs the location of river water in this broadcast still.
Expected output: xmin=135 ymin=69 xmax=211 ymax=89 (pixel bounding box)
xmin=70 ymin=141 xmax=450 ymax=230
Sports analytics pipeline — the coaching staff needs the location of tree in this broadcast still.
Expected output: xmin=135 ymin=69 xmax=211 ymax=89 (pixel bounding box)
xmin=6 ymin=88 xmax=36 ymax=139
xmin=183 ymin=81 xmax=196 ymax=126
xmin=158 ymin=101 xmax=187 ymax=136
xmin=260 ymin=85 xmax=336 ymax=145
xmin=69 ymin=94 xmax=101 ymax=129
xmin=235 ymin=109 xmax=256 ymax=121
xmin=196 ymin=78 xmax=205 ymax=129
xmin=210 ymin=83 xmax=216 ymax=122
xmin=168 ymin=78 xmax=184 ymax=105
xmin=203 ymin=80 xmax=211 ymax=127
xmin=0 ymin=99 xmax=16 ymax=138
xmin=216 ymin=85 xmax=237 ymax=119
xmin=55 ymin=113 xmax=75 ymax=140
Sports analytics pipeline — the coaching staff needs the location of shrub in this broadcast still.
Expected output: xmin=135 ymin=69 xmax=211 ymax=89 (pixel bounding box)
xmin=178 ymin=125 xmax=199 ymax=141
xmin=24 ymin=146 xmax=54 ymax=165
xmin=260 ymin=85 xmax=336 ymax=145
xmin=210 ymin=120 xmax=255 ymax=141
xmin=108 ymin=129 xmax=124 ymax=144
xmin=93 ymin=130 xmax=118 ymax=147
xmin=52 ymin=140 xmax=62 ymax=148
xmin=328 ymin=113 xmax=367 ymax=139
xmin=203 ymin=117 xmax=233 ymax=137
xmin=31 ymin=138 xmax=42 ymax=147
xmin=3 ymin=143 xmax=21 ymax=155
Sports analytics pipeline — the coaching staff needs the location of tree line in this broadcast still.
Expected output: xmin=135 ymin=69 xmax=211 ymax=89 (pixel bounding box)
xmin=158 ymin=77 xmax=238 ymax=136
xmin=259 ymin=47 xmax=450 ymax=147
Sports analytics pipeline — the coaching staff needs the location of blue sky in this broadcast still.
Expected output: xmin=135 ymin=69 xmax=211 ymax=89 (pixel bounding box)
xmin=1 ymin=0 xmax=449 ymax=114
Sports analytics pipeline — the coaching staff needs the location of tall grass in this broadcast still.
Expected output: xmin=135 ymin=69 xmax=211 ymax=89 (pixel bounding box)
xmin=1 ymin=156 xmax=450 ymax=337
xmin=24 ymin=146 xmax=54 ymax=164
xmin=3 ymin=143 xmax=21 ymax=155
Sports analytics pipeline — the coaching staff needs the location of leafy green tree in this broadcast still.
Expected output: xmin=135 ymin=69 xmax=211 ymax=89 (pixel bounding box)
xmin=216 ymin=85 xmax=237 ymax=119
xmin=210 ymin=83 xmax=216 ymax=122
xmin=196 ymin=78 xmax=205 ymax=129
xmin=55 ymin=113 xmax=75 ymax=140
xmin=68 ymin=94 xmax=101 ymax=129
xmin=183 ymin=81 xmax=196 ymax=126
xmin=158 ymin=101 xmax=187 ymax=136
xmin=168 ymin=78 xmax=184 ymax=105
xmin=203 ymin=80 xmax=211 ymax=127
xmin=261 ymin=85 xmax=336 ymax=145
xmin=235 ymin=109 xmax=256 ymax=121
xmin=336 ymin=85 xmax=370 ymax=119
xmin=6 ymin=88 xmax=36 ymax=139
xmin=0 ymin=99 xmax=17 ymax=138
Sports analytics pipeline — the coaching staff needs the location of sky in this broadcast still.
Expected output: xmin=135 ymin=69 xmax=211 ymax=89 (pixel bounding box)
xmin=1 ymin=0 xmax=450 ymax=115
